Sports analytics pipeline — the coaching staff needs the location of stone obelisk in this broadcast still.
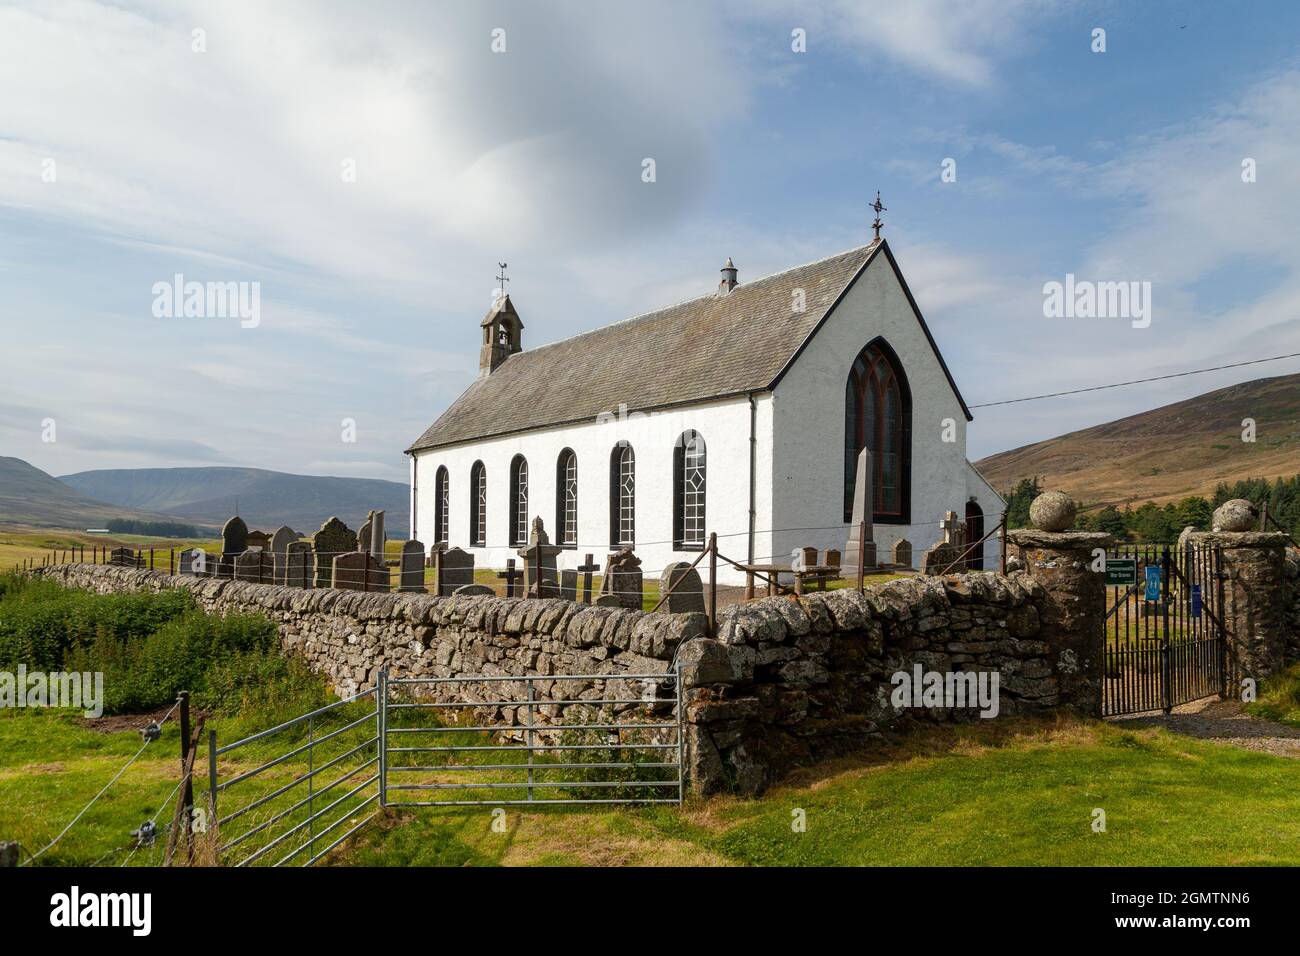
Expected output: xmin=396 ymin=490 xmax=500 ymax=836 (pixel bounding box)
xmin=843 ymin=447 xmax=877 ymax=575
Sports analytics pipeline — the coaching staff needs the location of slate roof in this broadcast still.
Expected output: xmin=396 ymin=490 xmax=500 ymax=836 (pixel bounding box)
xmin=408 ymin=239 xmax=968 ymax=453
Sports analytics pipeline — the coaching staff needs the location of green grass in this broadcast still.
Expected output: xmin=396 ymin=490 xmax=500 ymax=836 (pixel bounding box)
xmin=1246 ymin=662 xmax=1300 ymax=727
xmin=326 ymin=716 xmax=1300 ymax=867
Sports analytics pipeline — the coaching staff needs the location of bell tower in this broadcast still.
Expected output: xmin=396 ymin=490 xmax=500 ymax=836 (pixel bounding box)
xmin=479 ymin=292 xmax=523 ymax=376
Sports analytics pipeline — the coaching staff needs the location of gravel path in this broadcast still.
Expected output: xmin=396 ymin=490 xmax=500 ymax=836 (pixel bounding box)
xmin=1108 ymin=696 xmax=1300 ymax=758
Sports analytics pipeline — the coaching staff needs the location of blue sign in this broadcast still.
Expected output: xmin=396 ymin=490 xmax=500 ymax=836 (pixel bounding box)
xmin=1191 ymin=584 xmax=1202 ymax=619
xmin=1144 ymin=565 xmax=1162 ymax=602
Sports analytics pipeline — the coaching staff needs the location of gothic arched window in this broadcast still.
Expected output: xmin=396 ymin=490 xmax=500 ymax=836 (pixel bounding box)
xmin=509 ymin=455 xmax=529 ymax=546
xmin=609 ymin=442 xmax=635 ymax=548
xmin=844 ymin=339 xmax=911 ymax=523
xmin=673 ymin=431 xmax=706 ymax=550
xmin=555 ymin=449 xmax=578 ymax=548
xmin=469 ymin=461 xmax=487 ymax=547
xmin=434 ymin=466 xmax=449 ymax=545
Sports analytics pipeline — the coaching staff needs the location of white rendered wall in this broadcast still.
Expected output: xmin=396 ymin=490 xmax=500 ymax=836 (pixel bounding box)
xmin=769 ymin=252 xmax=973 ymax=571
xmin=410 ymin=395 xmax=761 ymax=586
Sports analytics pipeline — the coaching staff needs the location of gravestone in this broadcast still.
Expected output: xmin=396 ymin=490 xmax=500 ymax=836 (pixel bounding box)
xmin=560 ymin=569 xmax=578 ymax=602
xmin=824 ymin=549 xmax=841 ymax=573
xmin=332 ymin=551 xmax=386 ymax=591
xmin=454 ymin=584 xmax=494 ymax=596
xmin=222 ymin=515 xmax=248 ymax=556
xmin=234 ymin=549 xmax=274 ymax=583
xmin=398 ymin=539 xmax=426 ymax=593
xmin=270 ymin=526 xmax=296 ymax=583
xmin=576 ymin=554 xmax=600 ymax=605
xmin=284 ymin=541 xmax=313 ymax=589
xmin=245 ymin=530 xmax=271 ymax=551
xmin=594 ymin=594 xmax=624 ymax=608
xmin=892 ymin=538 xmax=913 ymax=568
xmin=369 ymin=510 xmax=386 ymax=564
xmin=921 ymin=513 xmax=964 ymax=576
xmin=436 ymin=547 xmax=475 ymax=596
xmin=313 ymin=517 xmax=357 ymax=588
xmin=601 ymin=547 xmax=643 ymax=610
xmin=497 ymin=559 xmax=524 ymax=597
xmin=179 ymin=548 xmax=208 ymax=576
xmin=357 ymin=513 xmax=373 ymax=553
xmin=517 ymin=517 xmax=561 ymax=598
xmin=842 ymin=447 xmax=877 ymax=576
xmin=660 ymin=562 xmax=705 ymax=613
xmin=109 ymin=547 xmax=142 ymax=568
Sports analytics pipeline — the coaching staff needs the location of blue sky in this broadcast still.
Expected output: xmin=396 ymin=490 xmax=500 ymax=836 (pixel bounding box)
xmin=3 ymin=0 xmax=1300 ymax=483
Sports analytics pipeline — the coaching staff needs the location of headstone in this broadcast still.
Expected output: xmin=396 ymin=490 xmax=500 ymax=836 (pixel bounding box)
xmin=823 ymin=549 xmax=841 ymax=573
xmin=369 ymin=510 xmax=386 ymax=564
xmin=313 ymin=517 xmax=357 ymax=588
xmin=594 ymin=594 xmax=624 ymax=608
xmin=399 ymin=539 xmax=426 ymax=593
xmin=179 ymin=548 xmax=208 ymax=576
xmin=271 ymin=526 xmax=296 ymax=583
xmin=222 ymin=515 xmax=248 ymax=556
xmin=234 ymin=549 xmax=274 ymax=583
xmin=560 ymin=569 xmax=578 ymax=602
xmin=938 ymin=510 xmax=966 ymax=573
xmin=454 ymin=583 xmax=495 ymax=596
xmin=517 ymin=517 xmax=561 ymax=598
xmin=660 ymin=561 xmax=705 ymax=613
xmin=576 ymin=553 xmax=600 ymax=605
xmin=436 ymin=547 xmax=475 ymax=596
xmin=357 ymin=514 xmax=373 ymax=553
xmin=601 ymin=547 xmax=643 ymax=610
xmin=284 ymin=541 xmax=313 ymax=589
xmin=921 ymin=517 xmax=961 ymax=576
xmin=497 ymin=559 xmax=524 ymax=597
xmin=245 ymin=530 xmax=270 ymax=551
xmin=842 ymin=447 xmax=877 ymax=576
xmin=332 ymin=551 xmax=386 ymax=591
xmin=109 ymin=547 xmax=142 ymax=568
xmin=891 ymin=538 xmax=913 ymax=568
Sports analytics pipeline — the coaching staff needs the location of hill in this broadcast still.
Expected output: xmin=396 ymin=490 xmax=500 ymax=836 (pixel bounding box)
xmin=975 ymin=373 xmax=1300 ymax=508
xmin=58 ymin=466 xmax=409 ymax=534
xmin=0 ymin=457 xmax=187 ymax=530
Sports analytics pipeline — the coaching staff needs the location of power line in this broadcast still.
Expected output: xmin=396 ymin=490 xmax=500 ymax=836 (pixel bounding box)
xmin=969 ymin=351 xmax=1300 ymax=409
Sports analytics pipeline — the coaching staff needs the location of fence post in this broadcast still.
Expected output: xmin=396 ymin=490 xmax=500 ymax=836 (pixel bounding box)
xmin=207 ymin=729 xmax=219 ymax=854
xmin=177 ymin=691 xmax=193 ymax=860
xmin=169 ymin=549 xmax=175 ymax=575
xmin=1160 ymin=546 xmax=1172 ymax=714
xmin=707 ymin=532 xmax=717 ymax=634
xmin=377 ymin=669 xmax=388 ymax=807
xmin=999 ymin=512 xmax=1008 ymax=573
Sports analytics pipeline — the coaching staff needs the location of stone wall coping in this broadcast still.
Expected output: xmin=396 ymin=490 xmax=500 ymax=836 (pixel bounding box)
xmin=1006 ymin=529 xmax=1113 ymax=549
xmin=1185 ymin=530 xmax=1290 ymax=549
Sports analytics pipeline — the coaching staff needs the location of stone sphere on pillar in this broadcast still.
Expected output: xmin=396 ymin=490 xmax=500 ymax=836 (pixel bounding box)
xmin=1212 ymin=498 xmax=1256 ymax=532
xmin=1028 ymin=491 xmax=1077 ymax=532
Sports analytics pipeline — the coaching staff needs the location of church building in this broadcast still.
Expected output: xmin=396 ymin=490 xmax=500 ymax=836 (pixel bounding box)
xmin=406 ymin=234 xmax=1004 ymax=584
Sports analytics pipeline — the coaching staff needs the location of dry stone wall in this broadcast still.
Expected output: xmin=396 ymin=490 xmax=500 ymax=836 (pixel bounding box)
xmin=40 ymin=563 xmax=1065 ymax=796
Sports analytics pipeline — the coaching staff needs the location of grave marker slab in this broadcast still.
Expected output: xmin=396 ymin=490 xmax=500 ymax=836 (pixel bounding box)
xmin=285 ymin=541 xmax=313 ymax=589
xmin=601 ymin=547 xmax=643 ymax=610
xmin=234 ymin=549 xmax=274 ymax=583
xmin=271 ymin=526 xmax=296 ymax=583
xmin=436 ymin=547 xmax=475 ymax=596
xmin=332 ymin=551 xmax=386 ymax=591
xmin=313 ymin=517 xmax=357 ymax=588
xmin=660 ymin=562 xmax=705 ymax=613
xmin=399 ymin=539 xmax=426 ymax=593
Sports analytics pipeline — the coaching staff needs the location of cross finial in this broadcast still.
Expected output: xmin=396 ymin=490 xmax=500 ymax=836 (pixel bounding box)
xmin=496 ymin=261 xmax=509 ymax=297
xmin=870 ymin=191 xmax=887 ymax=240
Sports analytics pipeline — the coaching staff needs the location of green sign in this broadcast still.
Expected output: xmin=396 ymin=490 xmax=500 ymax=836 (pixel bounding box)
xmin=1105 ymin=558 xmax=1137 ymax=586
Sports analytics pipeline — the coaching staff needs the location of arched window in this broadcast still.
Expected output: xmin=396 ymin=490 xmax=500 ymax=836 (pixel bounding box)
xmin=509 ymin=455 xmax=529 ymax=546
xmin=609 ymin=442 xmax=635 ymax=548
xmin=555 ymin=449 xmax=578 ymax=548
xmin=469 ymin=461 xmax=487 ymax=547
xmin=844 ymin=339 xmax=911 ymax=523
xmin=673 ymin=431 xmax=706 ymax=550
xmin=434 ymin=466 xmax=449 ymax=545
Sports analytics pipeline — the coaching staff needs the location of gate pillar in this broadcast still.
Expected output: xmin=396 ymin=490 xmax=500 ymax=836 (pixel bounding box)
xmin=1187 ymin=530 xmax=1288 ymax=689
xmin=1007 ymin=493 xmax=1110 ymax=718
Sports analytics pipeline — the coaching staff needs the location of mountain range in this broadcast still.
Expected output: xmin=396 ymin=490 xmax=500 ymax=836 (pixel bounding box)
xmin=975 ymin=373 xmax=1300 ymax=508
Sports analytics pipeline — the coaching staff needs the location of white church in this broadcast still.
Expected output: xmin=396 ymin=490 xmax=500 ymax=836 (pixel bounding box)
xmin=406 ymin=234 xmax=1004 ymax=585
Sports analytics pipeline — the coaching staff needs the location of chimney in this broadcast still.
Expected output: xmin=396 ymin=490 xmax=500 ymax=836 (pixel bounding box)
xmin=718 ymin=257 xmax=738 ymax=295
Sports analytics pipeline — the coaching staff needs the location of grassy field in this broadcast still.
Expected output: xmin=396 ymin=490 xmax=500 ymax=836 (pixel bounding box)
xmin=9 ymin=706 xmax=1300 ymax=867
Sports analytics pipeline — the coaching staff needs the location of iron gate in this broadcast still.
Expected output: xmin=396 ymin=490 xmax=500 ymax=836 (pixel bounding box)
xmin=1102 ymin=542 xmax=1226 ymax=716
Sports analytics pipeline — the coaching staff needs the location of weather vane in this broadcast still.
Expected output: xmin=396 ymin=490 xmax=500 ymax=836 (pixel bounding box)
xmin=496 ymin=262 xmax=509 ymax=296
xmin=870 ymin=191 xmax=886 ymax=240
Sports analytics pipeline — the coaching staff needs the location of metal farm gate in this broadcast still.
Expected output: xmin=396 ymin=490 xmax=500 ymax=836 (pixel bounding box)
xmin=205 ymin=669 xmax=682 ymax=866
xmin=1101 ymin=542 xmax=1227 ymax=716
